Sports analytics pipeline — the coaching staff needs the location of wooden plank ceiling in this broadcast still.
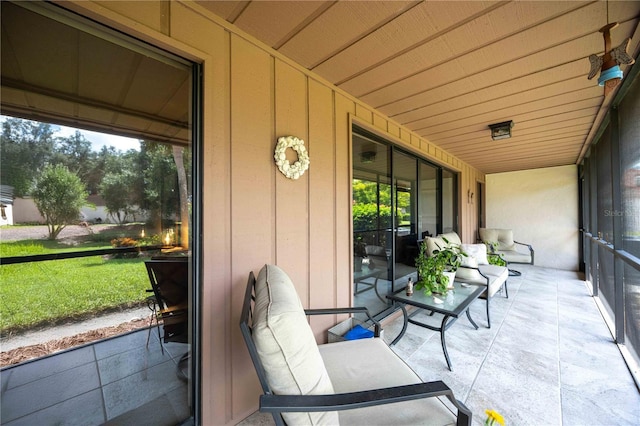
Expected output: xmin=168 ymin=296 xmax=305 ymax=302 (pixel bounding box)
xmin=198 ymin=0 xmax=640 ymax=174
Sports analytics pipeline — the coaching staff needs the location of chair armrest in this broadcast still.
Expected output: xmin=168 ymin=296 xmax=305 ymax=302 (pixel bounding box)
xmin=514 ymin=241 xmax=533 ymax=251
xmin=260 ymin=381 xmax=471 ymax=426
xmin=305 ymin=307 xmax=381 ymax=337
xmin=457 ymin=265 xmax=490 ymax=285
xmin=514 ymin=241 xmax=534 ymax=264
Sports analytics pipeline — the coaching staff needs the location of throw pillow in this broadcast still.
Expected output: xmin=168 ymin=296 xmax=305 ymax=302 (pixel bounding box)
xmin=462 ymin=243 xmax=489 ymax=265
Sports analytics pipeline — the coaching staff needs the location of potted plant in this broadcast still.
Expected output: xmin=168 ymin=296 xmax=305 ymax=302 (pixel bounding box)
xmin=414 ymin=237 xmax=466 ymax=296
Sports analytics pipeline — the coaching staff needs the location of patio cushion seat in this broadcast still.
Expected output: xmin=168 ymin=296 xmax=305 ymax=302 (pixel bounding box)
xmin=318 ymin=338 xmax=458 ymax=425
xmin=456 ymin=264 xmax=509 ymax=298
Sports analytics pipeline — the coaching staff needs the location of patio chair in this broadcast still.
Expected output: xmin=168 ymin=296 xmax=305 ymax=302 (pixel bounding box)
xmin=240 ymin=264 xmax=471 ymax=425
xmin=479 ymin=228 xmax=534 ymax=265
xmin=145 ymin=257 xmax=189 ymax=380
xmin=424 ymin=233 xmax=509 ymax=328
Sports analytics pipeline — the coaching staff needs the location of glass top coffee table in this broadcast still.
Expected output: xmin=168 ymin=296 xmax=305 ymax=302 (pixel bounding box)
xmin=386 ymin=282 xmax=484 ymax=371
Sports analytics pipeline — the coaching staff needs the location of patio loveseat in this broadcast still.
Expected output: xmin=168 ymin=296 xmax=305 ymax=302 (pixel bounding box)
xmin=240 ymin=264 xmax=471 ymax=425
xmin=424 ymin=232 xmax=509 ymax=328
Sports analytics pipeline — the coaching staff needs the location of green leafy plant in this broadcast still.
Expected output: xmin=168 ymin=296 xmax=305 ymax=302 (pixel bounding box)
xmin=414 ymin=238 xmax=466 ymax=296
xmin=484 ymin=241 xmax=499 ymax=253
xmin=484 ymin=241 xmax=507 ymax=266
xmin=488 ymin=253 xmax=507 ymax=267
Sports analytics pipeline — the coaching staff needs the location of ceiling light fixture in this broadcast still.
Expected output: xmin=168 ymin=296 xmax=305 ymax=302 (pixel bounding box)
xmin=488 ymin=120 xmax=514 ymax=140
xmin=360 ymin=150 xmax=377 ymax=163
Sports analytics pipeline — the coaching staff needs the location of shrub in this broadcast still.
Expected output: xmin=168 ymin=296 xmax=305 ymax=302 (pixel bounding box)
xmin=110 ymin=237 xmax=139 ymax=258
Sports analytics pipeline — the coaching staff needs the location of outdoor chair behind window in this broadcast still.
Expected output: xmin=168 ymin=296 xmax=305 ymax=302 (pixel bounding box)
xmin=145 ymin=257 xmax=189 ymax=349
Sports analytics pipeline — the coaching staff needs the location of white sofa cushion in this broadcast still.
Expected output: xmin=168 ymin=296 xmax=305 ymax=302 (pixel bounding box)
xmin=456 ymin=256 xmax=482 ymax=281
xmin=252 ymin=264 xmax=338 ymax=425
xmin=318 ymin=338 xmax=457 ymax=425
xmin=461 ymin=243 xmax=489 ymax=265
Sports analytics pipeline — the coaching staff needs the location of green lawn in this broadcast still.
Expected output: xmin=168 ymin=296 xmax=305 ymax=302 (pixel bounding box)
xmin=0 ymin=239 xmax=151 ymax=333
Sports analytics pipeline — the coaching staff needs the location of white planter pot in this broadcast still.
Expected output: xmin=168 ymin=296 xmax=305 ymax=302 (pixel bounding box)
xmin=443 ymin=271 xmax=456 ymax=289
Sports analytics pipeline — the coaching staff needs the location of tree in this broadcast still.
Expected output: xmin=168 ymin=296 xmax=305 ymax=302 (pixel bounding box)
xmin=172 ymin=145 xmax=190 ymax=248
xmin=54 ymin=131 xmax=97 ymax=193
xmin=31 ymin=164 xmax=88 ymax=240
xmin=0 ymin=117 xmax=56 ymax=196
xmin=140 ymin=141 xmax=179 ymax=232
xmin=100 ymin=170 xmax=136 ymax=224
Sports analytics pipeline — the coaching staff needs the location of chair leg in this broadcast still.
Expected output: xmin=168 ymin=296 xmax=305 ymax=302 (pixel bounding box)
xmin=156 ymin=317 xmax=164 ymax=355
xmin=486 ymin=297 xmax=491 ymax=328
xmin=145 ymin=301 xmax=164 ymax=355
xmin=504 ymin=280 xmax=509 ymax=298
xmin=146 ymin=313 xmax=154 ymax=348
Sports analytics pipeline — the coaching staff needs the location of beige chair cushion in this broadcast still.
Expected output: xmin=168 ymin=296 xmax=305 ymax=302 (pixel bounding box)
xmin=424 ymin=236 xmax=447 ymax=257
xmin=498 ymin=249 xmax=531 ymax=264
xmin=455 ymin=264 xmax=508 ymax=298
xmin=479 ymin=228 xmax=516 ymax=251
xmin=439 ymin=232 xmax=462 ymax=246
xmin=318 ymin=338 xmax=457 ymax=425
xmin=425 ymin=232 xmax=463 ymax=257
xmin=252 ymin=264 xmax=338 ymax=425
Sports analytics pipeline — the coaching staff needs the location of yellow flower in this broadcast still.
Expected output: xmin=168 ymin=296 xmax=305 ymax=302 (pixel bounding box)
xmin=484 ymin=409 xmax=505 ymax=426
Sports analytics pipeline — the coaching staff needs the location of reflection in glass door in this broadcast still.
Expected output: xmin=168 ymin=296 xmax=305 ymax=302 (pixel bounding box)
xmin=352 ymin=136 xmax=392 ymax=316
xmin=392 ymin=151 xmax=418 ymax=296
xmin=419 ymin=163 xmax=438 ymax=240
xmin=442 ymin=169 xmax=457 ymax=233
xmin=352 ymin=129 xmax=458 ymax=318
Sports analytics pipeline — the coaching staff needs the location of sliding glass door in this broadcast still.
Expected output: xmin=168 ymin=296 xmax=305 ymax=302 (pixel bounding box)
xmin=352 ymin=128 xmax=458 ymax=317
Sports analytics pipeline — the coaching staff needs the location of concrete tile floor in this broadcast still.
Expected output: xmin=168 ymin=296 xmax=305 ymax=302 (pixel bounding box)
xmin=240 ymin=265 xmax=640 ymax=426
xmin=2 ymin=265 xmax=638 ymax=425
xmin=1 ymin=326 xmax=189 ymax=426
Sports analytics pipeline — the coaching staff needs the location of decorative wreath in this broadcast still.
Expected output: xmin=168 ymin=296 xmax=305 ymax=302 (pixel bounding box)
xmin=274 ymin=136 xmax=310 ymax=179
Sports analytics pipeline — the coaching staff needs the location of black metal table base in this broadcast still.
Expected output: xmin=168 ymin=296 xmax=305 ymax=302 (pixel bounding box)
xmin=390 ymin=305 xmax=479 ymax=371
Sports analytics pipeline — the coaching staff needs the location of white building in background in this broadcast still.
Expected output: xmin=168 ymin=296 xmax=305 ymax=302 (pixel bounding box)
xmin=11 ymin=195 xmax=148 ymax=225
xmin=0 ymin=185 xmax=14 ymax=226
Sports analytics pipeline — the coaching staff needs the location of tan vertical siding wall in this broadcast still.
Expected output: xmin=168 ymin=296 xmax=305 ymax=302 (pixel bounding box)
xmin=60 ymin=1 xmax=484 ymax=424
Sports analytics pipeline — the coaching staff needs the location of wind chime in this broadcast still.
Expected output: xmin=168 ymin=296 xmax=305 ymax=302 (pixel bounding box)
xmin=587 ymin=5 xmax=635 ymax=96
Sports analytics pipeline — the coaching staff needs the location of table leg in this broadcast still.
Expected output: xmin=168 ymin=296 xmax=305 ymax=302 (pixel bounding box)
xmin=465 ymin=309 xmax=479 ymax=330
xmin=390 ymin=304 xmax=409 ymax=346
xmin=441 ymin=315 xmax=453 ymax=371
xmin=372 ymin=276 xmax=387 ymax=304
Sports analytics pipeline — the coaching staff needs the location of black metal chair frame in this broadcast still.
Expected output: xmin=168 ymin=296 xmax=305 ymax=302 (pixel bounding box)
xmin=458 ymin=253 xmax=509 ymax=329
xmin=145 ymin=258 xmax=189 ymax=380
xmin=240 ymin=271 xmax=472 ymax=426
